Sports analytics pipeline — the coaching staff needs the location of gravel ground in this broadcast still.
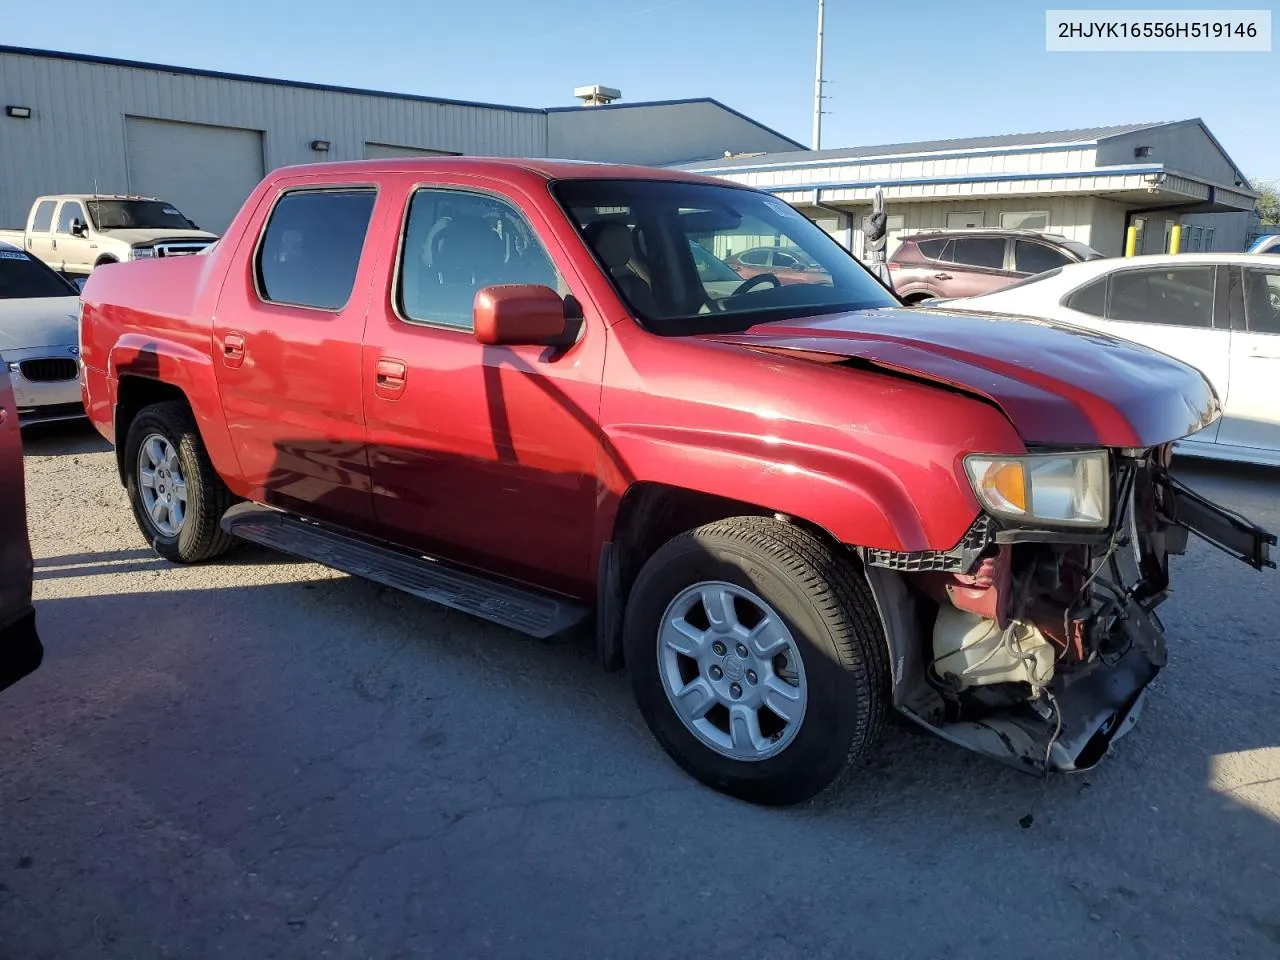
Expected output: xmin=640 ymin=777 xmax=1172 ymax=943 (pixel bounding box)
xmin=2 ymin=420 xmax=1278 ymax=960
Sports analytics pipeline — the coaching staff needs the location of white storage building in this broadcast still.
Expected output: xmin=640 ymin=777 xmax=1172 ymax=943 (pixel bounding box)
xmin=677 ymin=121 xmax=1259 ymax=257
xmin=0 ymin=46 xmax=803 ymax=234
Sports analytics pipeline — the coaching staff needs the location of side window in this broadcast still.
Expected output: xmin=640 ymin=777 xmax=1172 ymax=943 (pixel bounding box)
xmin=257 ymin=189 xmax=376 ymax=311
xmin=739 ymin=249 xmax=769 ymax=266
xmin=1242 ymin=268 xmax=1280 ymax=335
xmin=952 ymin=237 xmax=1005 ymax=270
xmin=56 ymin=202 xmax=85 ymax=235
xmin=1063 ymin=277 xmax=1106 ymax=317
xmin=397 ymin=188 xmax=563 ymax=330
xmin=31 ymin=200 xmax=57 ymax=233
xmin=915 ymin=238 xmax=946 ymax=260
xmin=1106 ymin=266 xmax=1216 ymax=328
xmin=773 ymin=251 xmax=800 ymax=269
xmin=1014 ymin=240 xmax=1070 ymax=275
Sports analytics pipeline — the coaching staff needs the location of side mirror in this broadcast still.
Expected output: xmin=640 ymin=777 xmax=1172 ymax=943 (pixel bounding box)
xmin=473 ymin=284 xmax=570 ymax=346
xmin=71 ymin=220 xmax=88 ymax=237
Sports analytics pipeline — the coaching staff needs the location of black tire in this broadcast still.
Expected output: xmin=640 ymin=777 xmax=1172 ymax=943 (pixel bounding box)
xmin=623 ymin=516 xmax=889 ymax=806
xmin=124 ymin=401 xmax=237 ymax=563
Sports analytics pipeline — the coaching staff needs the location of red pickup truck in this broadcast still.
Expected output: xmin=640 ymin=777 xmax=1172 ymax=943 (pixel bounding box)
xmin=79 ymin=158 xmax=1274 ymax=805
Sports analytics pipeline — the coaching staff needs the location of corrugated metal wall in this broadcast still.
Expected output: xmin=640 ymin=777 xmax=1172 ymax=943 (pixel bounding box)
xmin=0 ymin=50 xmax=547 ymax=230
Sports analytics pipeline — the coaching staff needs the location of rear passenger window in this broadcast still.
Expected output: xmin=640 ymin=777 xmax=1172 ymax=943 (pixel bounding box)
xmin=915 ymin=238 xmax=946 ymax=260
xmin=397 ymin=189 xmax=563 ymax=330
xmin=31 ymin=200 xmax=56 ymax=233
xmin=951 ymin=237 xmax=1005 ymax=270
xmin=1106 ymin=266 xmax=1216 ymax=328
xmin=1064 ymin=277 xmax=1106 ymax=317
xmin=257 ymin=189 xmax=376 ymax=311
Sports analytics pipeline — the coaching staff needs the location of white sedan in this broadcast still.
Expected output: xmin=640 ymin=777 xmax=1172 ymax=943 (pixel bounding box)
xmin=934 ymin=253 xmax=1280 ymax=467
xmin=0 ymin=243 xmax=84 ymax=426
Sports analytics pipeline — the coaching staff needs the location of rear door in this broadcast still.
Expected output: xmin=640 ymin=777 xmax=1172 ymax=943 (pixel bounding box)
xmin=1217 ymin=264 xmax=1280 ymax=454
xmin=26 ymin=200 xmax=57 ymax=265
xmin=211 ymin=178 xmax=383 ymax=528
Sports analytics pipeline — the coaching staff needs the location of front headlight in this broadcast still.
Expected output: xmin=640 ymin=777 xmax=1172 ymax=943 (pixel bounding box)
xmin=964 ymin=451 xmax=1110 ymax=528
xmin=130 ymin=247 xmax=155 ymax=260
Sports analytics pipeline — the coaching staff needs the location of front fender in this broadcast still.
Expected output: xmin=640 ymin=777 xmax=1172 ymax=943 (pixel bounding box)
xmin=604 ymin=423 xmax=961 ymax=553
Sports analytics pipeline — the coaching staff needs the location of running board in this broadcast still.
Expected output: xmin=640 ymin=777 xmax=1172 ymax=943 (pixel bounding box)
xmin=221 ymin=503 xmax=589 ymax=639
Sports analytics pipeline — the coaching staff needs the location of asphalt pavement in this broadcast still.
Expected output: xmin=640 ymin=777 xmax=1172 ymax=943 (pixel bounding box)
xmin=2 ymin=421 xmax=1278 ymax=959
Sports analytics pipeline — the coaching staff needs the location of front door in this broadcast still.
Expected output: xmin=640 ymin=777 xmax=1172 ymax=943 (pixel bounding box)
xmin=1218 ymin=265 xmax=1280 ymax=455
xmin=53 ymin=200 xmax=92 ymax=274
xmin=212 ymin=181 xmax=382 ymax=528
xmin=361 ymin=176 xmax=606 ymax=597
xmin=935 ymin=236 xmax=1014 ymax=297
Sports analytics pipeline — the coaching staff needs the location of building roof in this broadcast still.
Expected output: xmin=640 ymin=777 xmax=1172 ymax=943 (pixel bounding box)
xmin=0 ymin=45 xmax=805 ymax=149
xmin=682 ymin=123 xmax=1173 ymax=170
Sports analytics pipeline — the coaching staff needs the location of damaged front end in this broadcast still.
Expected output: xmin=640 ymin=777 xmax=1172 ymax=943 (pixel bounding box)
xmin=863 ymin=444 xmax=1275 ymax=776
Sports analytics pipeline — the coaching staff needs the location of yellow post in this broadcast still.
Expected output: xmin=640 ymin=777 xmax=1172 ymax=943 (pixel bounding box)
xmin=1124 ymin=225 xmax=1137 ymax=257
xmin=1169 ymin=223 xmax=1182 ymax=254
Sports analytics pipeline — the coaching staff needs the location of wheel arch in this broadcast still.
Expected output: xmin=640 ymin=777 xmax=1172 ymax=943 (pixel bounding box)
xmin=109 ymin=336 xmax=241 ymax=490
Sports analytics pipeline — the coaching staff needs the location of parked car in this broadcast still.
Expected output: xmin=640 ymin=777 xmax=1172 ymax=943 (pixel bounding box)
xmin=0 ymin=194 xmax=218 ymax=280
xmin=888 ymin=229 xmax=1105 ymax=303
xmin=79 ymin=159 xmax=1273 ymax=806
xmin=0 ymin=242 xmax=85 ymax=425
xmin=1247 ymin=234 xmax=1280 ymax=255
xmin=0 ymin=361 xmax=43 ymax=694
xmin=933 ymin=253 xmax=1280 ymax=467
xmin=723 ymin=245 xmax=831 ymax=285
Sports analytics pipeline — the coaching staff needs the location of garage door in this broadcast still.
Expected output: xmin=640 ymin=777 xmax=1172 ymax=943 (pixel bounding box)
xmin=363 ymin=142 xmax=457 ymax=160
xmin=125 ymin=117 xmax=265 ymax=234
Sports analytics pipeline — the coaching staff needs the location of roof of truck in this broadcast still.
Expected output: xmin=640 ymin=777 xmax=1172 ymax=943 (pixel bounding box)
xmin=268 ymin=156 xmax=738 ymax=186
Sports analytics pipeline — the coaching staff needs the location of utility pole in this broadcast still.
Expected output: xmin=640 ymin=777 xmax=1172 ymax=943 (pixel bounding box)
xmin=812 ymin=0 xmax=825 ymax=149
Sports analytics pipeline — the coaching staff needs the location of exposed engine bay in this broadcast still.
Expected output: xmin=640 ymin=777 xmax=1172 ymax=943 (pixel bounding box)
xmin=863 ymin=444 xmax=1275 ymax=775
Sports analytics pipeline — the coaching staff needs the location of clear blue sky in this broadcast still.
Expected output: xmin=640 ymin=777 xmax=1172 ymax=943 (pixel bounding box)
xmin=5 ymin=0 xmax=1277 ymax=181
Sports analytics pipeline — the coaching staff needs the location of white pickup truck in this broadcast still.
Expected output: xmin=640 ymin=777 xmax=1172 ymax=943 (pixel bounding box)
xmin=0 ymin=194 xmax=218 ymax=280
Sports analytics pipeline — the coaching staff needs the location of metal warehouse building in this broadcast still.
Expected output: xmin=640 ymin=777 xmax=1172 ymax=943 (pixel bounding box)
xmin=679 ymin=121 xmax=1259 ymax=257
xmin=0 ymin=46 xmax=802 ymax=234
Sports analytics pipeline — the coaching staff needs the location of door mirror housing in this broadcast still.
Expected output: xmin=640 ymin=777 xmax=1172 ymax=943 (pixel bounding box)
xmin=70 ymin=220 xmax=88 ymax=238
xmin=473 ymin=284 xmax=571 ymax=346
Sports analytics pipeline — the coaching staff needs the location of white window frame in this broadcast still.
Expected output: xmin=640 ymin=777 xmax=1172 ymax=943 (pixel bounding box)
xmin=1000 ymin=210 xmax=1050 ymax=231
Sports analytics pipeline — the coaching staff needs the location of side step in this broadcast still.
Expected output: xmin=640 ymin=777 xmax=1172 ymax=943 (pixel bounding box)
xmin=221 ymin=503 xmax=589 ymax=639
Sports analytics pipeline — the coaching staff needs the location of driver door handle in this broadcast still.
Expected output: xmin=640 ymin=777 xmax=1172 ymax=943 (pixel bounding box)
xmin=934 ymin=272 xmax=952 ymax=280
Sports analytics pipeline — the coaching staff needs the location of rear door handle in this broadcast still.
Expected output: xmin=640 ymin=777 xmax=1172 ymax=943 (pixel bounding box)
xmin=934 ymin=273 xmax=952 ymax=280
xmin=222 ymin=332 xmax=246 ymax=368
xmin=375 ymin=358 xmax=407 ymax=398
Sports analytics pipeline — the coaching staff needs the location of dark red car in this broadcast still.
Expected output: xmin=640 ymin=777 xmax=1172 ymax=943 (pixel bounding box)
xmin=0 ymin=363 xmax=43 ymax=694
xmin=79 ymin=159 xmax=1272 ymax=805
xmin=888 ymin=229 xmax=1104 ymax=303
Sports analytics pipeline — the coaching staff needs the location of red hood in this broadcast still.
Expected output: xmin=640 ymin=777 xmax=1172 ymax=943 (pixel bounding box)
xmin=702 ymin=306 xmax=1220 ymax=448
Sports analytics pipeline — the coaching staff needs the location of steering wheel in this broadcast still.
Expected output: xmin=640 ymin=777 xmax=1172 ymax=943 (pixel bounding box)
xmin=731 ymin=273 xmax=782 ymax=297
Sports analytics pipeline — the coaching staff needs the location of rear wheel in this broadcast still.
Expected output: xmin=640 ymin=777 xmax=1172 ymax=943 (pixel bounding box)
xmin=124 ymin=401 xmax=236 ymax=563
xmin=623 ymin=517 xmax=889 ymax=806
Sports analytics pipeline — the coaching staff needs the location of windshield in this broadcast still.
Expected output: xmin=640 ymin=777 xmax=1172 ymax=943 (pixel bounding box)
xmin=86 ymin=199 xmax=197 ymax=231
xmin=553 ymin=179 xmax=897 ymax=334
xmin=0 ymin=249 xmax=79 ymax=299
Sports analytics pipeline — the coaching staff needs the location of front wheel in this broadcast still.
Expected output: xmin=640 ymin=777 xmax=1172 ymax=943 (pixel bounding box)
xmin=124 ymin=401 xmax=237 ymax=563
xmin=623 ymin=517 xmax=889 ymax=806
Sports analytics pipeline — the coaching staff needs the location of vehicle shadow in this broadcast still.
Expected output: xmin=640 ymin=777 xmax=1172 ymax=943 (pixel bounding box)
xmin=20 ymin=419 xmax=110 ymax=456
